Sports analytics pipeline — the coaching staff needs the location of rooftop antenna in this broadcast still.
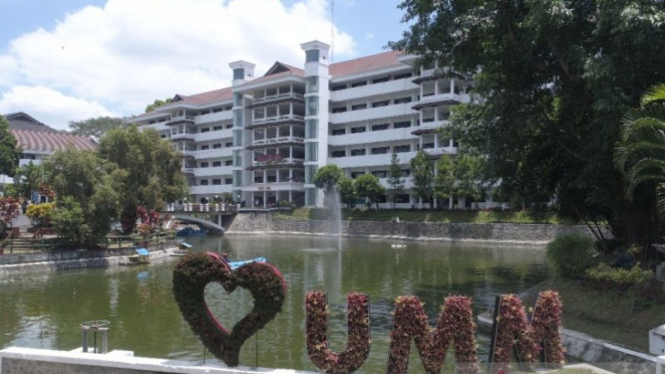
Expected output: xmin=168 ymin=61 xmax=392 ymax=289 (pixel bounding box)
xmin=330 ymin=0 xmax=335 ymax=63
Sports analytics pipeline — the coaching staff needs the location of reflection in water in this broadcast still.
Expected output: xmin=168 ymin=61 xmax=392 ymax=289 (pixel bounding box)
xmin=0 ymin=236 xmax=549 ymax=373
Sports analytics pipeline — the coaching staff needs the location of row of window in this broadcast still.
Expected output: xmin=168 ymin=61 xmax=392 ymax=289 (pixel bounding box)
xmin=331 ymin=120 xmax=413 ymax=136
xmin=200 ymin=142 xmax=233 ymax=150
xmin=330 ymin=145 xmax=412 ymax=158
xmin=331 ymin=96 xmax=413 ymax=113
xmin=200 ymin=124 xmax=233 ymax=132
xmin=330 ymin=71 xmax=415 ymax=92
xmin=349 ymin=169 xmax=411 ymax=179
xmin=198 ymin=178 xmax=233 ymax=186
xmin=199 ymin=160 xmax=233 ymax=168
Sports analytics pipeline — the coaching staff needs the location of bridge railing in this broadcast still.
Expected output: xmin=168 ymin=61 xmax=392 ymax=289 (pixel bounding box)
xmin=164 ymin=203 xmax=239 ymax=213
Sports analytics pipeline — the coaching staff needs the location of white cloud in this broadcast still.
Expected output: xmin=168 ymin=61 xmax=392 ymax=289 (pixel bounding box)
xmin=0 ymin=86 xmax=115 ymax=131
xmin=1 ymin=0 xmax=356 ymax=122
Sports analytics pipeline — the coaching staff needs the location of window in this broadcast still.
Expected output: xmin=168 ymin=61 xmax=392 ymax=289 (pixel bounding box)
xmin=395 ymin=194 xmax=410 ymax=203
xmin=200 ymin=162 xmax=209 ymax=168
xmin=393 ymin=97 xmax=412 ymax=104
xmin=212 ymin=179 xmax=222 ymax=185
xmin=394 ymin=145 xmax=411 ymax=153
xmin=423 ymin=143 xmax=434 ymax=149
xmin=351 ymin=126 xmax=366 ymax=134
xmin=306 ymin=143 xmax=318 ymax=162
xmin=307 ymin=119 xmax=318 ymax=138
xmin=372 ymin=123 xmax=389 ymax=131
xmin=331 ymin=150 xmax=346 ymax=158
xmin=213 ymin=143 xmax=222 ymax=149
xmin=371 ymin=147 xmax=389 ymax=155
xmin=201 ymin=145 xmax=210 ymax=150
xmin=394 ymin=72 xmax=412 ymax=80
xmin=350 ymin=171 xmax=365 ymax=179
xmin=401 ymin=169 xmax=411 ymax=177
xmin=306 ymin=76 xmax=319 ymax=93
xmin=201 ymin=127 xmax=210 ymax=133
xmin=332 ymin=106 xmax=347 ymax=113
xmin=233 ymin=130 xmax=242 ymax=147
xmin=394 ymin=121 xmax=411 ymax=129
xmin=254 ymin=175 xmax=264 ymax=183
xmin=372 ymin=100 xmax=390 ymax=108
xmin=305 ymin=165 xmax=317 ymax=184
xmin=331 ymin=128 xmax=346 ymax=136
xmin=372 ymin=76 xmax=390 ymax=84
xmin=225 ymin=160 xmax=233 ymax=166
xmin=351 ymin=81 xmax=367 ymax=88
xmin=200 ymin=180 xmax=209 ymax=186
xmin=371 ymin=170 xmax=387 ymax=178
xmin=226 ymin=124 xmax=233 ymax=129
xmin=306 ymin=97 xmax=318 ymax=116
xmin=160 ymin=135 xmax=166 ymax=138
xmin=351 ymin=103 xmax=367 ymax=111
xmin=226 ymin=142 xmax=233 ymax=147
xmin=233 ymin=111 xmax=243 ymax=128
xmin=213 ymin=126 xmax=222 ymax=131
xmin=233 ymin=69 xmax=244 ymax=80
xmin=233 ymin=170 xmax=242 ymax=187
xmin=305 ymin=49 xmax=320 ymax=62
xmin=351 ymin=149 xmax=366 ymax=156
xmin=225 ymin=178 xmax=233 ymax=184
xmin=331 ymin=84 xmax=346 ymax=91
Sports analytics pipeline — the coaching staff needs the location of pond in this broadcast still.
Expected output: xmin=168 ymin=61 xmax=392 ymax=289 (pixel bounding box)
xmin=0 ymin=235 xmax=550 ymax=373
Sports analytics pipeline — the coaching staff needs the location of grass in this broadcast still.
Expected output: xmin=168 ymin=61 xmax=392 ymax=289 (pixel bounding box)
xmin=273 ymin=207 xmax=572 ymax=224
xmin=535 ymin=278 xmax=665 ymax=353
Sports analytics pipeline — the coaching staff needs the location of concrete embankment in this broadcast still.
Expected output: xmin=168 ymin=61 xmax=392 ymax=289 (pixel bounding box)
xmin=226 ymin=212 xmax=608 ymax=245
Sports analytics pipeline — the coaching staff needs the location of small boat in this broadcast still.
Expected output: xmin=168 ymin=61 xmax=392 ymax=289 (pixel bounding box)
xmin=176 ymin=227 xmax=207 ymax=237
xmin=178 ymin=240 xmax=193 ymax=249
xmin=227 ymin=257 xmax=267 ymax=270
xmin=121 ymin=248 xmax=151 ymax=265
xmin=171 ymin=249 xmax=190 ymax=257
xmin=391 ymin=244 xmax=407 ymax=249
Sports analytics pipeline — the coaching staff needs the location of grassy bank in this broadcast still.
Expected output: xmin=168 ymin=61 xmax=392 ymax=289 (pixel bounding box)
xmin=536 ymin=278 xmax=665 ymax=353
xmin=274 ymin=207 xmax=572 ymax=224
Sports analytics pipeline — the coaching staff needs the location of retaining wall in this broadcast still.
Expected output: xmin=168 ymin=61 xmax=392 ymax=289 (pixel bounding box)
xmin=227 ymin=212 xmax=608 ymax=244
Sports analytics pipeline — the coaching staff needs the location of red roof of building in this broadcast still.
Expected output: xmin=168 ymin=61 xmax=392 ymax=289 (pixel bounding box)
xmin=330 ymin=50 xmax=404 ymax=77
xmin=173 ymin=87 xmax=234 ymax=106
xmin=12 ymin=129 xmax=97 ymax=152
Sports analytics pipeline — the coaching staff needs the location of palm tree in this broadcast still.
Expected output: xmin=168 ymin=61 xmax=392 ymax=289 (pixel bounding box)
xmin=615 ymin=83 xmax=665 ymax=214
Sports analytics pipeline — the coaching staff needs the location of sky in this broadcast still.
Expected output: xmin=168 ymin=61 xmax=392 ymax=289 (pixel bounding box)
xmin=0 ymin=0 xmax=407 ymax=131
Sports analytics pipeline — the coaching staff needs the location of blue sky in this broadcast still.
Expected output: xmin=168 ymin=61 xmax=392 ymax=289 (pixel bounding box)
xmin=0 ymin=0 xmax=407 ymax=130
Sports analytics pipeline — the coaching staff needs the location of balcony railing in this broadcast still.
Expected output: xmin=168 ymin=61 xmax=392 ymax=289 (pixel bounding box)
xmin=252 ymin=92 xmax=304 ymax=105
xmin=166 ymin=115 xmax=195 ymax=126
xmin=252 ymin=136 xmax=305 ymax=146
xmin=251 ymin=157 xmax=305 ymax=168
xmin=253 ymin=114 xmax=305 ymax=125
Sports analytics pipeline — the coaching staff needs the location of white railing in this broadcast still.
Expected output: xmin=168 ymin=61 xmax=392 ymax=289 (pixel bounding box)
xmin=252 ymin=136 xmax=305 ymax=146
xmin=253 ymin=92 xmax=304 ymax=104
xmin=252 ymin=157 xmax=304 ymax=167
xmin=253 ymin=114 xmax=305 ymax=125
xmin=165 ymin=203 xmax=238 ymax=212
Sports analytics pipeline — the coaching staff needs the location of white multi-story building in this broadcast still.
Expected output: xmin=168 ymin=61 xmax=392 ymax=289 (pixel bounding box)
xmin=133 ymin=40 xmax=472 ymax=208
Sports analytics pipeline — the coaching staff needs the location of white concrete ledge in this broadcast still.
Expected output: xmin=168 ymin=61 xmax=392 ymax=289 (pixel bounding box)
xmin=0 ymin=347 xmax=314 ymax=374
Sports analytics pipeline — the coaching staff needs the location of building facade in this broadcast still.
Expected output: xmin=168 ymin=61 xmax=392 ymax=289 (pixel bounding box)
xmin=133 ymin=41 xmax=475 ymax=208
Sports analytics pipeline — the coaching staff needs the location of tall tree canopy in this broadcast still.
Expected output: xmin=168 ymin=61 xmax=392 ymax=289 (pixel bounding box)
xmin=145 ymin=98 xmax=173 ymax=113
xmin=97 ymin=125 xmax=188 ymax=232
xmin=390 ymin=0 xmax=665 ymax=247
xmin=0 ymin=115 xmax=21 ymax=177
xmin=68 ymin=116 xmax=126 ymax=138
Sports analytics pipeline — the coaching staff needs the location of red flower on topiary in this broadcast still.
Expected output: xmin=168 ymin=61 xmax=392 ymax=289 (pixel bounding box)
xmin=305 ymin=291 xmax=371 ymax=373
xmin=172 ymin=252 xmax=286 ymax=367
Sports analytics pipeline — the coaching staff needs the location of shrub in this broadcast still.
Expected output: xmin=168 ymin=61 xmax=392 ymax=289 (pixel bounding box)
xmin=586 ymin=262 xmax=654 ymax=293
xmin=546 ymin=233 xmax=597 ymax=278
xmin=26 ymin=202 xmax=56 ymax=227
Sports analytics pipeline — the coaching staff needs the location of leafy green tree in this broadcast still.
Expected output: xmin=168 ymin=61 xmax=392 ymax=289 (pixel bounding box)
xmin=145 ymin=98 xmax=173 ymax=113
xmin=338 ymin=176 xmax=356 ymax=209
xmin=313 ymin=164 xmax=345 ymax=195
xmin=97 ymin=125 xmax=188 ymax=233
xmin=0 ymin=115 xmax=20 ymax=177
xmin=410 ymin=150 xmax=434 ymax=209
xmin=387 ymin=153 xmax=404 ymax=208
xmin=454 ymin=154 xmax=484 ymax=206
xmin=68 ymin=116 xmax=126 ymax=138
xmin=52 ymin=196 xmax=90 ymax=248
xmin=354 ymin=174 xmax=386 ymax=210
xmin=390 ymin=0 xmax=665 ymax=247
xmin=13 ymin=162 xmax=41 ymax=200
xmin=434 ymin=155 xmax=455 ymax=206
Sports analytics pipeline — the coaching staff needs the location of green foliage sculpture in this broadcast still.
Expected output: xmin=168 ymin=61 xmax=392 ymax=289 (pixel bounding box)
xmin=172 ymin=252 xmax=286 ymax=367
xmin=305 ymin=291 xmax=371 ymax=373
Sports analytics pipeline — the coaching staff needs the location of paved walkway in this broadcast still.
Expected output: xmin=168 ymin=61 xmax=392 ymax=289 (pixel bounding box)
xmin=11 ymin=213 xmax=31 ymax=230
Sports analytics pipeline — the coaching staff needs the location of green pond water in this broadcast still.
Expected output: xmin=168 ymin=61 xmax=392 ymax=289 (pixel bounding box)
xmin=0 ymin=235 xmax=550 ymax=373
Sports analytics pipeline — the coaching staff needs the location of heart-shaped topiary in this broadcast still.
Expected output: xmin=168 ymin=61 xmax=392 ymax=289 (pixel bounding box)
xmin=172 ymin=252 xmax=286 ymax=366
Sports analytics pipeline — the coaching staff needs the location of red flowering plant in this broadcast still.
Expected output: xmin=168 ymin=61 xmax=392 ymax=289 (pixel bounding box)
xmin=0 ymin=197 xmax=20 ymax=235
xmin=172 ymin=252 xmax=286 ymax=367
xmin=530 ymin=291 xmax=566 ymax=366
xmin=386 ymin=295 xmax=480 ymax=374
xmin=305 ymin=291 xmax=371 ymax=373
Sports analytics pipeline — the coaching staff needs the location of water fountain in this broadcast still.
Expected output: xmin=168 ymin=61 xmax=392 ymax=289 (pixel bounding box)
xmin=328 ymin=186 xmax=343 ymax=251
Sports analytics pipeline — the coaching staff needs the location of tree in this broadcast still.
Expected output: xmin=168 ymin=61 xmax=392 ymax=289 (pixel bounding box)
xmin=454 ymin=154 xmax=484 ymax=207
xmin=0 ymin=115 xmax=21 ymax=177
xmin=13 ymin=162 xmax=42 ymax=200
xmin=338 ymin=176 xmax=356 ymax=209
xmin=145 ymin=98 xmax=173 ymax=113
xmin=354 ymin=174 xmax=386 ymax=210
xmin=434 ymin=155 xmax=455 ymax=207
xmin=313 ymin=164 xmax=345 ymax=195
xmin=68 ymin=116 xmax=126 ymax=138
xmin=390 ymin=1 xmax=665 ymax=248
xmin=97 ymin=125 xmax=188 ymax=233
xmin=52 ymin=196 xmax=90 ymax=248
xmin=387 ymin=153 xmax=404 ymax=208
xmin=410 ymin=150 xmax=434 ymax=209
